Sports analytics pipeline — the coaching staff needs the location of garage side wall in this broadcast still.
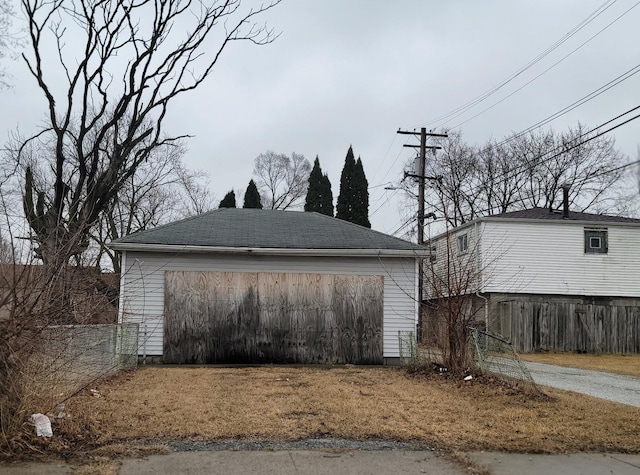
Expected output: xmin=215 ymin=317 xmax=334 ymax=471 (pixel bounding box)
xmin=118 ymin=252 xmax=417 ymax=361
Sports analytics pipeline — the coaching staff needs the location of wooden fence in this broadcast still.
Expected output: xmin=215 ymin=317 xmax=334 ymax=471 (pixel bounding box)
xmin=501 ymin=301 xmax=640 ymax=354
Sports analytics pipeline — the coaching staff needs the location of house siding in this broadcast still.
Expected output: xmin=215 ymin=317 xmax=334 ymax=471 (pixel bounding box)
xmin=118 ymin=251 xmax=417 ymax=360
xmin=481 ymin=221 xmax=640 ymax=297
xmin=425 ymin=222 xmax=482 ymax=298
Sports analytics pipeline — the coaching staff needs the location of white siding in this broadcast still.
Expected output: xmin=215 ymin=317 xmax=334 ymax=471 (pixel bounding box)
xmin=425 ymin=223 xmax=482 ymax=298
xmin=119 ymin=251 xmax=417 ymax=359
xmin=481 ymin=221 xmax=640 ymax=297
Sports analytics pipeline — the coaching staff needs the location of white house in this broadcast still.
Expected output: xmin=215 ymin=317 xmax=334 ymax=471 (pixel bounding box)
xmin=109 ymin=208 xmax=426 ymax=364
xmin=426 ymin=207 xmax=640 ymax=353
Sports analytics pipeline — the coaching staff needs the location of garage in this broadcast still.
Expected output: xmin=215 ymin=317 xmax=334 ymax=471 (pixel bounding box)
xmin=110 ymin=209 xmax=423 ymax=365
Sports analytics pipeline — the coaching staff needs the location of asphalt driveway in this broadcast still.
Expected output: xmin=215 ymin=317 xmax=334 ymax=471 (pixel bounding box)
xmin=522 ymin=361 xmax=640 ymax=407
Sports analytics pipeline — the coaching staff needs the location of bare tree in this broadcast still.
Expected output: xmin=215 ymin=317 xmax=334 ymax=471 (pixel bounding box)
xmin=0 ymin=0 xmax=18 ymax=88
xmin=176 ymin=165 xmax=215 ymax=217
xmin=0 ymin=230 xmax=11 ymax=263
xmin=13 ymin=0 xmax=280 ymax=269
xmin=428 ymin=131 xmax=479 ymax=227
xmin=476 ymin=139 xmax=527 ymax=216
xmin=253 ymin=151 xmax=312 ymax=209
xmin=603 ymin=146 xmax=640 ymax=218
xmin=88 ymin=141 xmax=214 ymax=272
xmin=423 ymin=225 xmax=485 ymax=374
xmin=422 ymin=125 xmax=628 ymax=227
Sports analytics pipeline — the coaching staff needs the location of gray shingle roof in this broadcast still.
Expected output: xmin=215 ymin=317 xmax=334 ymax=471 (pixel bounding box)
xmin=488 ymin=207 xmax=640 ymax=223
xmin=112 ymin=208 xmax=422 ymax=251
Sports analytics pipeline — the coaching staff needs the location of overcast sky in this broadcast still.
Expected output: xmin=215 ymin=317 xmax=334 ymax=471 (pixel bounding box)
xmin=1 ymin=0 xmax=639 ymax=239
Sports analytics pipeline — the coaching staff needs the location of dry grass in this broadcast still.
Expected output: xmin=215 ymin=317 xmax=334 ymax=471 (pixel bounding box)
xmin=519 ymin=353 xmax=640 ymax=378
xmin=88 ymin=444 xmax=169 ymax=458
xmin=65 ymin=366 xmax=640 ymax=454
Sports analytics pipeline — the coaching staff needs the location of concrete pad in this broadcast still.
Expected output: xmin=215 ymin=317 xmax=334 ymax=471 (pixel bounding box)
xmin=118 ymin=450 xmax=466 ymax=475
xmin=0 ymin=462 xmax=70 ymax=475
xmin=467 ymin=452 xmax=640 ymax=475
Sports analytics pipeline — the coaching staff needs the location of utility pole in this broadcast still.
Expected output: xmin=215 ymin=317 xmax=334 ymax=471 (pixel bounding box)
xmin=397 ymin=127 xmax=448 ymax=341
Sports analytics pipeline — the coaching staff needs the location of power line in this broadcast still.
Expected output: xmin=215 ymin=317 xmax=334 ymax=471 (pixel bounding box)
xmin=430 ymin=105 xmax=640 ymax=217
xmin=492 ymin=63 xmax=640 ymax=148
xmin=369 ymin=187 xmax=400 ymax=217
xmin=415 ymin=0 xmax=620 ymax=129
xmin=446 ymin=1 xmax=640 ymax=130
xmin=445 ymin=104 xmax=640 ymax=201
xmin=369 ymin=135 xmax=398 ymax=184
xmin=436 ymin=157 xmax=640 ymax=222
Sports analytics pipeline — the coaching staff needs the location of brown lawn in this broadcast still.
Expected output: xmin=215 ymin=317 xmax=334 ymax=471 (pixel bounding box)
xmin=519 ymin=353 xmax=640 ymax=378
xmin=66 ymin=366 xmax=640 ymax=454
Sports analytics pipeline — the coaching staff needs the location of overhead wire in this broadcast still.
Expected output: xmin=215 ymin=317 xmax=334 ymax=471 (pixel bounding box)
xmin=430 ymin=105 xmax=640 ymax=217
xmin=369 ymin=135 xmax=398 ymax=184
xmin=415 ymin=0 xmax=619 ymax=129
xmin=380 ymin=110 xmax=640 ymax=237
xmin=445 ymin=1 xmax=640 ymax=130
xmin=438 ymin=157 xmax=640 ymax=223
xmin=372 ymin=1 xmax=639 ymax=227
xmin=491 ymin=63 xmax=640 ymax=148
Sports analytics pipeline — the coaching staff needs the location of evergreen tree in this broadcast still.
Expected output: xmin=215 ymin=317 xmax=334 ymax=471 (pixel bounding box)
xmin=243 ymin=180 xmax=263 ymax=209
xmin=320 ymin=174 xmax=334 ymax=217
xmin=352 ymin=157 xmax=371 ymax=228
xmin=304 ymin=156 xmax=334 ymax=216
xmin=336 ymin=146 xmax=356 ymax=223
xmin=336 ymin=147 xmax=370 ymax=227
xmin=218 ymin=190 xmax=236 ymax=208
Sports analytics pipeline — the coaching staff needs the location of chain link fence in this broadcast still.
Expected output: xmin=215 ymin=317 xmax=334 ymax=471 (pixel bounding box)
xmin=399 ymin=328 xmax=542 ymax=395
xmin=470 ymin=328 xmax=541 ymax=394
xmin=398 ymin=330 xmax=418 ymax=365
xmin=33 ymin=323 xmax=138 ymax=392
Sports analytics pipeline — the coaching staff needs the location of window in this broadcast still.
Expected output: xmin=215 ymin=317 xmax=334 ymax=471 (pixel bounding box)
xmin=457 ymin=233 xmax=468 ymax=253
xmin=584 ymin=228 xmax=607 ymax=254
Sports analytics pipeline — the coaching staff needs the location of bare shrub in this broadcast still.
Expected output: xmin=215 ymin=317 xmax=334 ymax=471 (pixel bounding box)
xmin=0 ymin=258 xmax=123 ymax=456
xmin=423 ymin=227 xmax=486 ymax=375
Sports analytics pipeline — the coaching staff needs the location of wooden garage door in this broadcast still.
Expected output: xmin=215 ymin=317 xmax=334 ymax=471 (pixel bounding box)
xmin=163 ymin=271 xmax=383 ymax=364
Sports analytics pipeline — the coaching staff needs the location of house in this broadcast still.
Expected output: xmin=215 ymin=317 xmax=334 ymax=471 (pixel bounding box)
xmin=426 ymin=207 xmax=640 ymax=354
xmin=108 ymin=208 xmax=426 ymax=365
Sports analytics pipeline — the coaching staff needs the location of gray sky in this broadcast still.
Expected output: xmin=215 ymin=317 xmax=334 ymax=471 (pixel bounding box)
xmin=1 ymin=0 xmax=639 ymax=239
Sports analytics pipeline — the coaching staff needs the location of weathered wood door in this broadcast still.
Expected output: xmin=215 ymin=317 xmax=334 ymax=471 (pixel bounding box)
xmin=163 ymin=271 xmax=384 ymax=364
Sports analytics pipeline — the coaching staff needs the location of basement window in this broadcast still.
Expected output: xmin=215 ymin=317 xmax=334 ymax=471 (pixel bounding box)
xmin=584 ymin=228 xmax=608 ymax=254
xmin=457 ymin=233 xmax=468 ymax=254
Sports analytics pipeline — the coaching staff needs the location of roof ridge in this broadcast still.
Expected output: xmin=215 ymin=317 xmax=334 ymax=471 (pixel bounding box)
xmin=488 ymin=206 xmax=640 ymax=223
xmin=307 ymin=211 xmax=425 ymax=247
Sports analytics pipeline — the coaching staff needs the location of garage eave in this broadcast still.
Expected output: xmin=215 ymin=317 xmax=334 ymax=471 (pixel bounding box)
xmin=108 ymin=242 xmax=428 ymax=257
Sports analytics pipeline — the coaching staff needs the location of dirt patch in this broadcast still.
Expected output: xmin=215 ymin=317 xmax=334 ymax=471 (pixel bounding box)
xmin=59 ymin=365 xmax=640 ymax=454
xmin=520 ymin=352 xmax=640 ymax=378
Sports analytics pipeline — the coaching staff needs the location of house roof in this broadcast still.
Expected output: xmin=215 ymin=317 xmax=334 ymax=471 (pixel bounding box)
xmin=487 ymin=207 xmax=640 ymax=224
xmin=109 ymin=209 xmax=424 ymax=256
xmin=429 ymin=207 xmax=640 ymax=241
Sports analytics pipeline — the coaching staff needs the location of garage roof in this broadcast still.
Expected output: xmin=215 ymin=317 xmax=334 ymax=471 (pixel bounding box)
xmin=110 ymin=208 xmax=424 ymax=254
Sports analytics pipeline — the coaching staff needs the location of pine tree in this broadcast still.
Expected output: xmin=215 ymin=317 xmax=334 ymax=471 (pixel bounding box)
xmin=304 ymin=156 xmax=333 ymax=216
xmin=336 ymin=146 xmax=356 ymax=223
xmin=218 ymin=190 xmax=236 ymax=208
xmin=243 ymin=180 xmax=263 ymax=209
xmin=336 ymin=147 xmax=370 ymax=227
xmin=352 ymin=157 xmax=371 ymax=228
xmin=320 ymin=174 xmax=334 ymax=217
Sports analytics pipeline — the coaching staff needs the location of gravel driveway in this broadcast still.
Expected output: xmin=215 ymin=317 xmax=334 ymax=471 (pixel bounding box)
xmin=522 ymin=361 xmax=640 ymax=407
